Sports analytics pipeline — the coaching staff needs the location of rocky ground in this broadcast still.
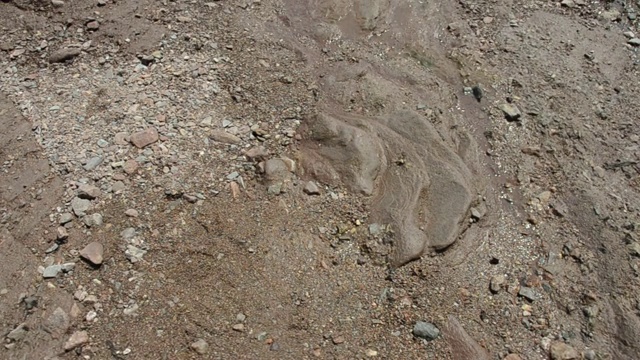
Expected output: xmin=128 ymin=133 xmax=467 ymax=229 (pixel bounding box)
xmin=1 ymin=0 xmax=640 ymax=359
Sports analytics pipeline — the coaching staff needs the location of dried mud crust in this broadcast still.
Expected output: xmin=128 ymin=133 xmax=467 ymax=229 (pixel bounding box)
xmin=0 ymin=0 xmax=640 ymax=360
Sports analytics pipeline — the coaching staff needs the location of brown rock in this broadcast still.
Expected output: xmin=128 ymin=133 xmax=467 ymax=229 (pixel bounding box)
xmin=86 ymin=21 xmax=99 ymax=31
xmin=210 ymin=130 xmax=241 ymax=144
xmin=230 ymin=181 xmax=240 ymax=198
xmin=244 ymin=146 xmax=269 ymax=161
xmin=444 ymin=316 xmax=490 ymax=360
xmin=49 ymin=47 xmax=81 ymax=63
xmin=64 ymin=330 xmax=89 ymax=351
xmin=125 ymin=209 xmax=139 ymax=217
xmin=130 ymin=127 xmax=159 ymax=148
xmin=77 ymin=184 xmax=100 ymax=199
xmin=550 ymin=341 xmax=579 ymax=360
xmin=123 ymin=159 xmax=139 ymax=174
xmin=504 ymin=355 xmax=522 ymax=360
xmin=79 ymin=242 xmax=104 ymax=265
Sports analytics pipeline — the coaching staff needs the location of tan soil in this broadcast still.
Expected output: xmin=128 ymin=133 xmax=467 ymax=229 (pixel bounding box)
xmin=1 ymin=0 xmax=640 ymax=359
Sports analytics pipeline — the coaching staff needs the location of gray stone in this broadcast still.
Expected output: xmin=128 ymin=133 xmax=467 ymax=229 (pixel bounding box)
xmin=413 ymin=321 xmax=440 ymax=341
xmin=7 ymin=323 xmax=28 ymax=341
xmin=121 ymin=227 xmax=136 ymax=240
xmin=303 ymin=181 xmax=321 ymax=195
xmin=123 ymin=303 xmax=139 ymax=316
xmin=80 ymin=242 xmax=104 ymax=265
xmin=61 ymin=263 xmax=75 ymax=272
xmin=97 ymin=139 xmax=109 ymax=148
xmin=368 ymin=223 xmax=383 ymax=236
xmin=64 ymin=330 xmax=88 ymax=351
xmin=43 ymin=264 xmax=63 ymax=278
xmin=77 ymin=184 xmax=101 ymax=199
xmin=45 ymin=243 xmax=59 ymax=254
xmin=44 ymin=307 xmax=70 ymax=336
xmin=112 ymin=181 xmax=126 ymax=193
xmin=59 ymin=213 xmax=74 ymax=224
xmin=227 ymin=171 xmax=240 ymax=180
xmin=125 ymin=245 xmax=146 ymax=263
xmin=628 ymin=242 xmax=640 ymax=256
xmin=628 ymin=38 xmax=640 ymax=46
xmin=191 ymin=339 xmax=209 ymax=354
xmin=83 ymin=213 xmax=103 ymax=227
xmin=499 ymin=103 xmax=521 ymax=121
xmin=83 ymin=156 xmax=103 ymax=171
xmin=518 ymin=286 xmax=537 ymax=301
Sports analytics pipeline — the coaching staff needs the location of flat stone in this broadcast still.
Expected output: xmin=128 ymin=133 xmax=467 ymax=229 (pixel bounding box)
xmin=7 ymin=323 xmax=28 ymax=341
xmin=130 ymin=127 xmax=159 ymax=148
xmin=504 ymin=355 xmax=523 ymax=360
xmin=83 ymin=213 xmax=103 ymax=227
xmin=518 ymin=286 xmax=537 ymax=301
xmin=44 ymin=307 xmax=70 ymax=336
xmin=210 ymin=130 xmax=241 ymax=144
xmin=77 ymin=184 xmax=100 ymax=199
xmin=80 ymin=242 xmax=104 ymax=265
xmin=83 ymin=156 xmax=103 ymax=171
xmin=64 ymin=330 xmax=89 ymax=351
xmin=628 ymin=38 xmax=640 ymax=46
xmin=191 ymin=339 xmax=209 ymax=354
xmin=125 ymin=209 xmax=139 ymax=217
xmin=51 ymin=0 xmax=65 ymax=7
xmin=114 ymin=132 xmax=129 ymax=145
xmin=499 ymin=103 xmax=521 ymax=121
xmin=121 ymin=227 xmax=136 ymax=240
xmin=49 ymin=47 xmax=81 ymax=63
xmin=413 ymin=321 xmax=440 ymax=341
xmin=303 ymin=181 xmax=321 ymax=195
xmin=112 ymin=181 xmax=126 ymax=193
xmin=43 ymin=264 xmax=63 ymax=278
xmin=549 ymin=341 xmax=579 ymax=360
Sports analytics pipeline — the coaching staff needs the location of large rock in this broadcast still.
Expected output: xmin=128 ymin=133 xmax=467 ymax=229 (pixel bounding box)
xmin=77 ymin=184 xmax=101 ymax=199
xmin=49 ymin=47 xmax=81 ymax=63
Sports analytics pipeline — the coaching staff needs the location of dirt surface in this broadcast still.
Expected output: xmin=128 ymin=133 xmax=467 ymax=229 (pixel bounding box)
xmin=1 ymin=0 xmax=640 ymax=359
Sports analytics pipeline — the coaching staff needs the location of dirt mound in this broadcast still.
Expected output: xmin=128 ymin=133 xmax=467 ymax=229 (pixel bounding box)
xmin=299 ymin=110 xmax=482 ymax=266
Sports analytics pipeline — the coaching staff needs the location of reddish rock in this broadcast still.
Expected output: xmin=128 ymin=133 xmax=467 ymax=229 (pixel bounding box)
xmin=79 ymin=242 xmax=104 ymax=265
xmin=130 ymin=127 xmax=159 ymax=148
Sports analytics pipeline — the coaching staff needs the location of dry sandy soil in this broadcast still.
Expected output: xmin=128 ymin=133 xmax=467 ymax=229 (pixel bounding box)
xmin=1 ymin=0 xmax=640 ymax=359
